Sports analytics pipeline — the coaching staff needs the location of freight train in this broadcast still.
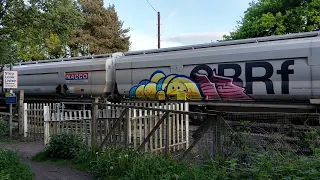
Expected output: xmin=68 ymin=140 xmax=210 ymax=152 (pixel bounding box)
xmin=1 ymin=31 xmax=320 ymax=124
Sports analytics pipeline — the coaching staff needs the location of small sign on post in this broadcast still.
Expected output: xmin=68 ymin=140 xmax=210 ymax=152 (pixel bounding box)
xmin=2 ymin=69 xmax=18 ymax=139
xmin=3 ymin=70 xmax=18 ymax=89
xmin=5 ymin=92 xmax=17 ymax=104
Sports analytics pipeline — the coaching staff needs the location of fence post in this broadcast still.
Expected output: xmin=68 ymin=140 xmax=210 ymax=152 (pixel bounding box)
xmin=91 ymin=98 xmax=99 ymax=151
xmin=164 ymin=112 xmax=170 ymax=157
xmin=18 ymin=90 xmax=24 ymax=135
xmin=185 ymin=102 xmax=189 ymax=148
xmin=212 ymin=114 xmax=222 ymax=156
xmin=43 ymin=106 xmax=50 ymax=145
xmin=23 ymin=103 xmax=28 ymax=138
xmin=123 ymin=107 xmax=130 ymax=147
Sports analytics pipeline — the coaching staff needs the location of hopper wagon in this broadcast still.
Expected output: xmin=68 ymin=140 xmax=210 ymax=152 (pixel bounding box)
xmin=2 ymin=31 xmax=320 ymax=124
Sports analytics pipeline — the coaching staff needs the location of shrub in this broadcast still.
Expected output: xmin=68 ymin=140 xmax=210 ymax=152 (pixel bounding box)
xmin=45 ymin=133 xmax=84 ymax=159
xmin=0 ymin=149 xmax=34 ymax=180
xmin=0 ymin=118 xmax=7 ymax=138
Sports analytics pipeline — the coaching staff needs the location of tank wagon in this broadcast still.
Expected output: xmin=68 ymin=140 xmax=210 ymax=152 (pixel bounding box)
xmin=2 ymin=31 xmax=320 ymax=123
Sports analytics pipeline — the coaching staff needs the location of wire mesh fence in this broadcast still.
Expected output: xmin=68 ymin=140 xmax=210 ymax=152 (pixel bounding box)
xmin=187 ymin=112 xmax=320 ymax=162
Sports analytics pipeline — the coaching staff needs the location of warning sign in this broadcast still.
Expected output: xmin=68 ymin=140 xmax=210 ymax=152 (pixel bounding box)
xmin=3 ymin=70 xmax=18 ymax=89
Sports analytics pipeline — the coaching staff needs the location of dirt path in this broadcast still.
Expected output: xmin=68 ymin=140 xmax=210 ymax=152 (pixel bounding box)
xmin=0 ymin=141 xmax=94 ymax=180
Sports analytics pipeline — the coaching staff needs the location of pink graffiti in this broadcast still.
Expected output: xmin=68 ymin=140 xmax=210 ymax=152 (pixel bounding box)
xmin=194 ymin=74 xmax=221 ymax=100
xmin=194 ymin=70 xmax=252 ymax=100
xmin=210 ymin=71 xmax=252 ymax=100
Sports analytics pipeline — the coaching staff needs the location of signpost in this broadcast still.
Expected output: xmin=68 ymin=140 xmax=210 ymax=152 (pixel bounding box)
xmin=2 ymin=65 xmax=18 ymax=138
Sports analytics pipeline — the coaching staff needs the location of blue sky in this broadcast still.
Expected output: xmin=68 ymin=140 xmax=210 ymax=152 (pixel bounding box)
xmin=103 ymin=0 xmax=253 ymax=51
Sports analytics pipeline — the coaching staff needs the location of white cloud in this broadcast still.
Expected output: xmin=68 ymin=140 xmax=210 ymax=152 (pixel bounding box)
xmin=163 ymin=32 xmax=227 ymax=45
xmin=128 ymin=31 xmax=183 ymax=51
xmin=128 ymin=31 xmax=227 ymax=51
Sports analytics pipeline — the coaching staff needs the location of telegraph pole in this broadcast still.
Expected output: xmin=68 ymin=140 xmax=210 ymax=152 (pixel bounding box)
xmin=157 ymin=12 xmax=160 ymax=49
xmin=145 ymin=0 xmax=160 ymax=49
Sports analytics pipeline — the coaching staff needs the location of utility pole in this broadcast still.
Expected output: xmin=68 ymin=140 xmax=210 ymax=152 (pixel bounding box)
xmin=157 ymin=12 xmax=160 ymax=49
xmin=145 ymin=0 xmax=160 ymax=49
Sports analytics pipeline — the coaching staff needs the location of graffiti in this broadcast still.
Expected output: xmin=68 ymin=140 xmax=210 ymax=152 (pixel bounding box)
xmin=216 ymin=60 xmax=295 ymax=94
xmin=128 ymin=60 xmax=296 ymax=100
xmin=129 ymin=64 xmax=255 ymax=101
xmin=190 ymin=64 xmax=252 ymax=100
xmin=129 ymin=70 xmax=203 ymax=100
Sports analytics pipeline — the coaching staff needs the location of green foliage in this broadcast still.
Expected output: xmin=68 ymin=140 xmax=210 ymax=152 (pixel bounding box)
xmin=69 ymin=1 xmax=131 ymax=56
xmin=74 ymin=147 xmax=215 ymax=180
xmin=0 ymin=0 xmax=85 ymax=62
xmin=0 ymin=118 xmax=7 ymax=138
xmin=72 ymin=146 xmax=320 ymax=180
xmin=213 ymin=151 xmax=320 ymax=179
xmin=34 ymin=132 xmax=320 ymax=180
xmin=0 ymin=149 xmax=34 ymax=180
xmin=222 ymin=0 xmax=320 ymax=40
xmin=0 ymin=0 xmax=130 ymax=63
xmin=45 ymin=133 xmax=84 ymax=159
xmin=45 ymin=33 xmax=65 ymax=59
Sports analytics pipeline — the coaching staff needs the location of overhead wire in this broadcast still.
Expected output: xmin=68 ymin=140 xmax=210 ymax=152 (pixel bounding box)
xmin=145 ymin=0 xmax=157 ymax=12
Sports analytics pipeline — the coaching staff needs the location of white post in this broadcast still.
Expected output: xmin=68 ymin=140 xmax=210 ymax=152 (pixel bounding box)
xmin=128 ymin=103 xmax=132 ymax=144
xmin=23 ymin=103 xmax=28 ymax=138
xmin=43 ymin=106 xmax=50 ymax=145
xmin=185 ymin=102 xmax=189 ymax=148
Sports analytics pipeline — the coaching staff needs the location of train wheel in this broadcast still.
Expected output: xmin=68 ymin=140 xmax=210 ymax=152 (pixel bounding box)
xmin=190 ymin=107 xmax=204 ymax=126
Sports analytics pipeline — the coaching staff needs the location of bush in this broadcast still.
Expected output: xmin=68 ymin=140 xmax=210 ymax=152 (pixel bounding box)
xmin=0 ymin=149 xmax=34 ymax=180
xmin=45 ymin=133 xmax=84 ymax=159
xmin=0 ymin=118 xmax=7 ymax=138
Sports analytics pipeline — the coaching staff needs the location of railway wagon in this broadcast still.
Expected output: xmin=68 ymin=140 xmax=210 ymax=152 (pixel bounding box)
xmin=1 ymin=31 xmax=320 ymax=124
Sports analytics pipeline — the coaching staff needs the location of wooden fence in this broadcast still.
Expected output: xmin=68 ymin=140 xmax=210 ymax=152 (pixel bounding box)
xmin=23 ymin=101 xmax=190 ymax=154
xmin=23 ymin=103 xmax=61 ymax=140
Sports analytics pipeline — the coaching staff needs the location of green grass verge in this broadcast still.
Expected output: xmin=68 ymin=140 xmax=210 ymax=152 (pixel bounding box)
xmin=0 ymin=149 xmax=35 ymax=180
xmin=33 ymin=133 xmax=320 ymax=180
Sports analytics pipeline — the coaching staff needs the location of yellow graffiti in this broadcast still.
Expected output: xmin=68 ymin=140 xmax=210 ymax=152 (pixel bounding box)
xmin=166 ymin=77 xmax=202 ymax=100
xmin=135 ymin=85 xmax=146 ymax=99
xmin=150 ymin=72 xmax=165 ymax=83
xmin=161 ymin=74 xmax=176 ymax=90
xmin=131 ymin=71 xmax=202 ymax=100
xmin=144 ymin=82 xmax=157 ymax=99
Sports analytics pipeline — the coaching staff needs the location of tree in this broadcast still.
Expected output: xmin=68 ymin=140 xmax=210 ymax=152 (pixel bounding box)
xmin=0 ymin=0 xmax=85 ymax=62
xmin=0 ymin=0 xmax=26 ymax=64
xmin=69 ymin=0 xmax=131 ymax=56
xmin=222 ymin=0 xmax=320 ymax=40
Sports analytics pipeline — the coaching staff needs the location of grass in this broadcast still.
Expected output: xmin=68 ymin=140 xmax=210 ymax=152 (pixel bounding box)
xmin=0 ymin=149 xmax=35 ymax=180
xmin=32 ymin=133 xmax=320 ymax=180
xmin=0 ymin=118 xmax=34 ymax=180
